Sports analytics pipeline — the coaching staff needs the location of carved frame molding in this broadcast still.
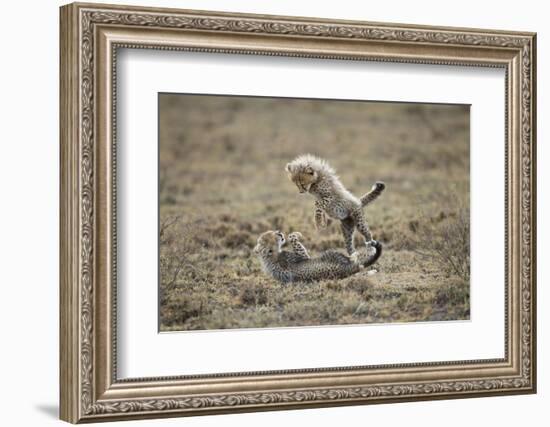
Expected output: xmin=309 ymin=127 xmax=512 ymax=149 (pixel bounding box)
xmin=60 ymin=2 xmax=536 ymax=423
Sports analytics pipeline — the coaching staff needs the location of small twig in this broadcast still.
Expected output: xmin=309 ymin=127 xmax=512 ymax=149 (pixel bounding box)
xmin=160 ymin=215 xmax=181 ymax=244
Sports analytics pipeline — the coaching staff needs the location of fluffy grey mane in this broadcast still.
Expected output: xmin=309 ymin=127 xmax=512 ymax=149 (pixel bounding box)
xmin=288 ymin=154 xmax=336 ymax=176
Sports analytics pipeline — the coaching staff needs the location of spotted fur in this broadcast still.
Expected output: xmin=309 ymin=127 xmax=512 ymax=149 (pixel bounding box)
xmin=285 ymin=154 xmax=385 ymax=256
xmin=253 ymin=230 xmax=382 ymax=284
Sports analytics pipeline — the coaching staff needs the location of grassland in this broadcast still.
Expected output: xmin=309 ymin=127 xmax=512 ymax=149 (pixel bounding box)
xmin=159 ymin=94 xmax=470 ymax=331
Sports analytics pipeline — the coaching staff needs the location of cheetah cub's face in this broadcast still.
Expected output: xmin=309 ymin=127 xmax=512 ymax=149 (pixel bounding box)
xmin=253 ymin=231 xmax=285 ymax=258
xmin=285 ymin=162 xmax=319 ymax=194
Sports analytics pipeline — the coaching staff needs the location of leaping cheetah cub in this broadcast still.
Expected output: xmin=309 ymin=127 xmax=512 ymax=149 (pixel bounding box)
xmin=254 ymin=230 xmax=382 ymax=284
xmin=285 ymin=154 xmax=385 ymax=257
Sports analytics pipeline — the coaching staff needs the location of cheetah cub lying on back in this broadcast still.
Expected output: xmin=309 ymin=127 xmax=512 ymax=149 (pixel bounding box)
xmin=254 ymin=230 xmax=382 ymax=284
xmin=285 ymin=154 xmax=385 ymax=258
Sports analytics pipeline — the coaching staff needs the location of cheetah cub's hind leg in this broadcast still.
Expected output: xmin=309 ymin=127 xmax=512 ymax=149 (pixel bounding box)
xmin=351 ymin=208 xmax=377 ymax=256
xmin=340 ymin=217 xmax=356 ymax=257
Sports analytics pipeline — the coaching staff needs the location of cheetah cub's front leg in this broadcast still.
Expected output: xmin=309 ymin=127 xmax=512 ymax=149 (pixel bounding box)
xmin=288 ymin=231 xmax=311 ymax=260
xmin=314 ymin=200 xmax=328 ymax=230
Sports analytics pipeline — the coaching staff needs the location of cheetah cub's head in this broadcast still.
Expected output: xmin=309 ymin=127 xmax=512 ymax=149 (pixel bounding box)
xmin=253 ymin=231 xmax=285 ymax=259
xmin=285 ymin=154 xmax=332 ymax=193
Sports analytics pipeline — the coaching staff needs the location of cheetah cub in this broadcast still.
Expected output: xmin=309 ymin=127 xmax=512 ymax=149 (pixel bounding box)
xmin=285 ymin=154 xmax=385 ymax=257
xmin=254 ymin=230 xmax=382 ymax=284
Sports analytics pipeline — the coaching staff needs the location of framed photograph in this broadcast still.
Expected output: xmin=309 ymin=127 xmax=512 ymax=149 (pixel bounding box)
xmin=60 ymin=2 xmax=537 ymax=423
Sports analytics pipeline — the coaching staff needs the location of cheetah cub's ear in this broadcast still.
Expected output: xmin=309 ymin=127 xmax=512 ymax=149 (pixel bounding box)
xmin=285 ymin=163 xmax=292 ymax=173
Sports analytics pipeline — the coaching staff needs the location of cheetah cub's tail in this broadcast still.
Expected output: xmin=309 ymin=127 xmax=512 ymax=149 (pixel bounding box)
xmin=355 ymin=240 xmax=383 ymax=268
xmin=360 ymin=181 xmax=386 ymax=207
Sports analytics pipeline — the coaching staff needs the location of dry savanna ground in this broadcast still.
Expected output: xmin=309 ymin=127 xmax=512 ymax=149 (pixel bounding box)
xmin=159 ymin=94 xmax=470 ymax=332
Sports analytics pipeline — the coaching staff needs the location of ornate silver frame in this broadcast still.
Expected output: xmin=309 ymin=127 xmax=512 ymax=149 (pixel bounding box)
xmin=60 ymin=2 xmax=536 ymax=423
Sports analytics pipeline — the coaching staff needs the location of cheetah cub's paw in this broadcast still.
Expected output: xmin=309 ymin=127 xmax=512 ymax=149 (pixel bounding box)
xmin=288 ymin=231 xmax=303 ymax=242
xmin=350 ymin=251 xmax=359 ymax=264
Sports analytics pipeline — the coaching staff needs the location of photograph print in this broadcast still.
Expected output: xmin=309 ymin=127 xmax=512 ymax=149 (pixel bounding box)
xmin=159 ymin=94 xmax=470 ymax=332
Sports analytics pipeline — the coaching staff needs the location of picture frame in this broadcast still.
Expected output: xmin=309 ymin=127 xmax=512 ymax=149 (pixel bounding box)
xmin=59 ymin=2 xmax=536 ymax=423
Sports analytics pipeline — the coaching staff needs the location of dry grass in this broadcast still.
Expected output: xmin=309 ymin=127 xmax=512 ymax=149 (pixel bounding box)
xmin=159 ymin=94 xmax=470 ymax=331
xmin=410 ymin=200 xmax=470 ymax=281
